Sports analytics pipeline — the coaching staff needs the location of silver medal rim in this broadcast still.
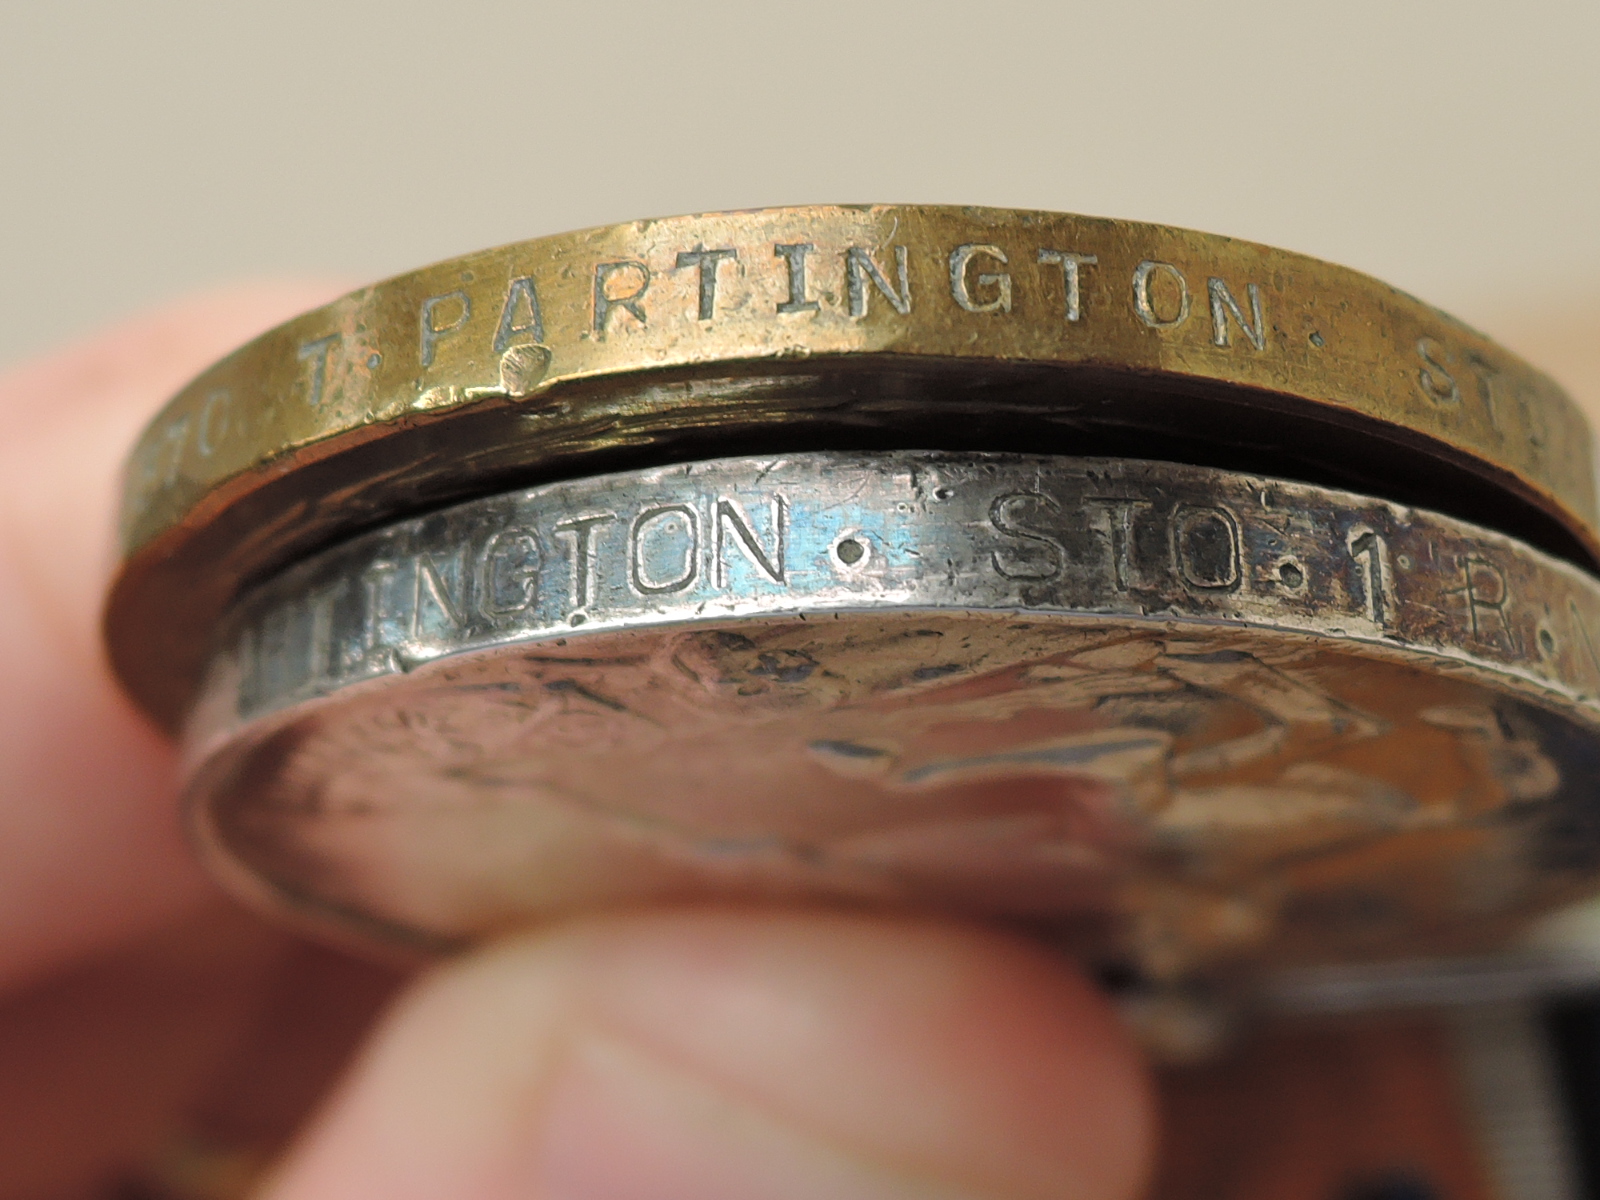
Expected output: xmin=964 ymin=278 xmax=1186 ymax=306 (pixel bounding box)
xmin=189 ymin=450 xmax=1600 ymax=755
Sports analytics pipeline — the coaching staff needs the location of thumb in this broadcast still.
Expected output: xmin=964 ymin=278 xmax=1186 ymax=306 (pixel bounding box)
xmin=260 ymin=908 xmax=1153 ymax=1200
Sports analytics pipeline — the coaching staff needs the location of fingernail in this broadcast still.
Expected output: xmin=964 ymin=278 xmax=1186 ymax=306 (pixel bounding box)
xmin=531 ymin=1033 xmax=981 ymax=1200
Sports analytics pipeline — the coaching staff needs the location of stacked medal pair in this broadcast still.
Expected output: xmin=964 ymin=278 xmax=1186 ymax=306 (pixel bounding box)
xmin=108 ymin=206 xmax=1600 ymax=995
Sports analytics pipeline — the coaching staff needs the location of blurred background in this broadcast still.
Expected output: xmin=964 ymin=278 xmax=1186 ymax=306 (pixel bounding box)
xmin=2 ymin=0 xmax=1596 ymax=404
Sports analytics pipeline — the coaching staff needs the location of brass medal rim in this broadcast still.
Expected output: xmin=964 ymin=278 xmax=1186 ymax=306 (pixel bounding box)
xmin=107 ymin=205 xmax=1598 ymax=730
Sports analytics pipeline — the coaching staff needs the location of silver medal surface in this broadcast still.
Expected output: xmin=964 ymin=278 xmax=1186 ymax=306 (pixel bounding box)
xmin=185 ymin=452 xmax=1600 ymax=981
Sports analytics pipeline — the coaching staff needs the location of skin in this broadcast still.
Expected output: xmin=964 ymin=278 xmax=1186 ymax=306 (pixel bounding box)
xmin=0 ymin=288 xmax=1153 ymax=1200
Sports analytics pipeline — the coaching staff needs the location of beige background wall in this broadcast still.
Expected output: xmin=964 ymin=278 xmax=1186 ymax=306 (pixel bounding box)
xmin=1 ymin=1 xmax=1596 ymax=401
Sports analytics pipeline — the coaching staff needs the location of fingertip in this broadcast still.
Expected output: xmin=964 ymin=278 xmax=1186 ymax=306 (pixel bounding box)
xmin=581 ymin=909 xmax=1154 ymax=1200
xmin=0 ymin=281 xmax=350 ymax=992
xmin=0 ymin=281 xmax=353 ymax=425
xmin=265 ymin=909 xmax=1153 ymax=1200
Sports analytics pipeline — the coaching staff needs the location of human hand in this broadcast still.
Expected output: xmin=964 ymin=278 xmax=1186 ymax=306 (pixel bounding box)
xmin=0 ymin=287 xmax=1153 ymax=1200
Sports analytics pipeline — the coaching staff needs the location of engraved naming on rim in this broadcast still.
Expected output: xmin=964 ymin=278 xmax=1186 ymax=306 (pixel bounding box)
xmin=135 ymin=218 xmax=1561 ymax=503
xmin=226 ymin=454 xmax=1600 ymax=724
xmin=157 ymin=239 xmax=1288 ymax=485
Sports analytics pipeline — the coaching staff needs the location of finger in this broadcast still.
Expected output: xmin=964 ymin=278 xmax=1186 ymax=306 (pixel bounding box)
xmin=0 ymin=903 xmax=288 ymax=1197
xmin=0 ymin=283 xmax=344 ymax=993
xmin=0 ymin=900 xmax=404 ymax=1199
xmin=263 ymin=908 xmax=1153 ymax=1200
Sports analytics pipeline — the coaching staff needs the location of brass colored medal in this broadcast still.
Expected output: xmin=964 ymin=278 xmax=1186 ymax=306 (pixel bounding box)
xmin=109 ymin=206 xmax=1595 ymax=730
